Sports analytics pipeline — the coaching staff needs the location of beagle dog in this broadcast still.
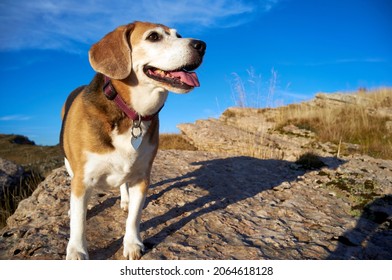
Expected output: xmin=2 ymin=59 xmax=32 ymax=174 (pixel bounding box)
xmin=60 ymin=21 xmax=206 ymax=260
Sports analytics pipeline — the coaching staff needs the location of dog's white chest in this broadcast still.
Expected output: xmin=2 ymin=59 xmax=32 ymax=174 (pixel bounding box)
xmin=83 ymin=123 xmax=154 ymax=189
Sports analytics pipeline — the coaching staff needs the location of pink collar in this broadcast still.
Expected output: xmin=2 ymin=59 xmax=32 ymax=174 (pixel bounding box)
xmin=102 ymin=75 xmax=162 ymax=121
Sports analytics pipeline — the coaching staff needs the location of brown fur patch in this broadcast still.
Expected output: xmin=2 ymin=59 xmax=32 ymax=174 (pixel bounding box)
xmin=71 ymin=174 xmax=86 ymax=198
xmin=89 ymin=24 xmax=134 ymax=80
xmin=137 ymin=179 xmax=150 ymax=195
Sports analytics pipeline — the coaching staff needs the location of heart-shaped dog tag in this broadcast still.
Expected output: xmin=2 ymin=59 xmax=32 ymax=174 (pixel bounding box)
xmin=131 ymin=121 xmax=143 ymax=151
xmin=131 ymin=136 xmax=142 ymax=150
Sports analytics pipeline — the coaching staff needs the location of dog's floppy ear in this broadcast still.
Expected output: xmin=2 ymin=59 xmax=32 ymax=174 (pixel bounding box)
xmin=89 ymin=24 xmax=134 ymax=80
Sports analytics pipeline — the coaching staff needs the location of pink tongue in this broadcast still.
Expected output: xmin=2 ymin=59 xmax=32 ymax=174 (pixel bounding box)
xmin=170 ymin=71 xmax=200 ymax=87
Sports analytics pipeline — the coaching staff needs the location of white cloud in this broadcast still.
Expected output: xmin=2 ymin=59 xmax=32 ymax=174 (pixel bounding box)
xmin=305 ymin=58 xmax=387 ymax=66
xmin=0 ymin=0 xmax=279 ymax=52
xmin=0 ymin=115 xmax=32 ymax=121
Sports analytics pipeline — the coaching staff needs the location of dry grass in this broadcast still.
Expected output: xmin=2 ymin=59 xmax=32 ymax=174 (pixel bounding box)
xmin=0 ymin=169 xmax=43 ymax=228
xmin=275 ymin=88 xmax=392 ymax=159
xmin=159 ymin=134 xmax=197 ymax=151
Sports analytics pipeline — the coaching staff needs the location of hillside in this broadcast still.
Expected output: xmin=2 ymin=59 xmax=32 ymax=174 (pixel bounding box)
xmin=0 ymin=134 xmax=63 ymax=177
xmin=0 ymin=89 xmax=391 ymax=259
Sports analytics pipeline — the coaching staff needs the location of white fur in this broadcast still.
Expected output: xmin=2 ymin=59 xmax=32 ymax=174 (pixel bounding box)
xmin=66 ymin=192 xmax=89 ymax=260
xmin=123 ymin=182 xmax=147 ymax=259
xmin=130 ymin=85 xmax=168 ymax=117
xmin=132 ymin=27 xmax=199 ymax=95
xmin=135 ymin=28 xmax=196 ymax=73
xmin=120 ymin=183 xmax=129 ymax=211
xmin=64 ymin=157 xmax=74 ymax=178
xmin=129 ymin=27 xmax=198 ymax=115
xmin=83 ymin=123 xmax=152 ymax=189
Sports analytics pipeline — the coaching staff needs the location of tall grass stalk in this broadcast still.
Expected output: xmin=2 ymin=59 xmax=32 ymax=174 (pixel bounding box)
xmin=231 ymin=67 xmax=278 ymax=108
xmin=231 ymin=72 xmax=247 ymax=108
xmin=267 ymin=68 xmax=277 ymax=108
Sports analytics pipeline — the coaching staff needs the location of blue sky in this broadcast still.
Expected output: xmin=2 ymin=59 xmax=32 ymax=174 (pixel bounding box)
xmin=0 ymin=0 xmax=391 ymax=145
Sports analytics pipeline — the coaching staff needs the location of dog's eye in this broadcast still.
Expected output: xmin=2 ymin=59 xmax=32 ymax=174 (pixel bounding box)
xmin=146 ymin=32 xmax=161 ymax=42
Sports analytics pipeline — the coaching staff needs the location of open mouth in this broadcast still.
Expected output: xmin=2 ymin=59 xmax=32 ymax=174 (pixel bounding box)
xmin=144 ymin=66 xmax=200 ymax=89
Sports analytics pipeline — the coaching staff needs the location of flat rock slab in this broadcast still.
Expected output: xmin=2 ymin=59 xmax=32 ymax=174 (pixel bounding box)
xmin=1 ymin=150 xmax=391 ymax=259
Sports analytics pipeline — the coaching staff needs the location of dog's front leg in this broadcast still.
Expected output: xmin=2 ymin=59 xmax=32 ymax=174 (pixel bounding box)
xmin=66 ymin=178 xmax=90 ymax=260
xmin=123 ymin=180 xmax=148 ymax=260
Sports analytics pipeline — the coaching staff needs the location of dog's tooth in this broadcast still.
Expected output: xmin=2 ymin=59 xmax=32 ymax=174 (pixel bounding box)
xmin=155 ymin=69 xmax=165 ymax=76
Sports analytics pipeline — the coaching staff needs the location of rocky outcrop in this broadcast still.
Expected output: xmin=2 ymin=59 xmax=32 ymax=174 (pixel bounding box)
xmin=314 ymin=91 xmax=392 ymax=120
xmin=178 ymin=106 xmax=336 ymax=162
xmin=1 ymin=149 xmax=391 ymax=260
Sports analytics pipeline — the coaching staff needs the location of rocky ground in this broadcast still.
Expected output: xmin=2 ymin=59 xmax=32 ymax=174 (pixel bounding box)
xmin=1 ymin=92 xmax=391 ymax=260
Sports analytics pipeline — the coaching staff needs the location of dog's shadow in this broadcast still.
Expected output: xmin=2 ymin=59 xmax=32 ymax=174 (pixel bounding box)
xmin=144 ymin=155 xmax=342 ymax=255
xmin=90 ymin=155 xmax=343 ymax=259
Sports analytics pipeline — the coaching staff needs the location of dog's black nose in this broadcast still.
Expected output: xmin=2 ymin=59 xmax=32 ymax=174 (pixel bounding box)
xmin=191 ymin=40 xmax=206 ymax=55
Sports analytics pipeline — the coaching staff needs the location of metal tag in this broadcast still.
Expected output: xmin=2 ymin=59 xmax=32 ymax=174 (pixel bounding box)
xmin=131 ymin=135 xmax=142 ymax=150
xmin=131 ymin=118 xmax=143 ymax=150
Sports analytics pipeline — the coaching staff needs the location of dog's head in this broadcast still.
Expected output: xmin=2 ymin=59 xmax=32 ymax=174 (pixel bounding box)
xmin=89 ymin=21 xmax=206 ymax=94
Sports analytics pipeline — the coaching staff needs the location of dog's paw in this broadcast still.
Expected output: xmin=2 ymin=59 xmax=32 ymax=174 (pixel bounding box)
xmin=123 ymin=242 xmax=145 ymax=260
xmin=66 ymin=245 xmax=89 ymax=260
